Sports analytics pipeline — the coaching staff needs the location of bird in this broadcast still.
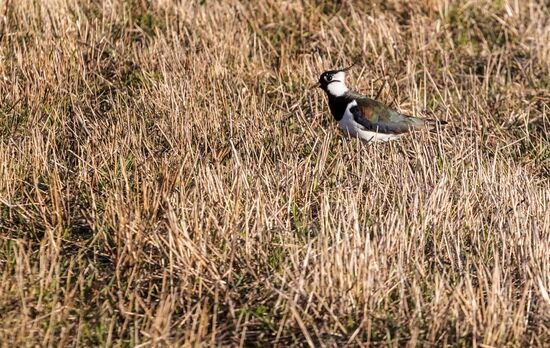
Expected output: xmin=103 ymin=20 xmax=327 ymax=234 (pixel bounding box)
xmin=313 ymin=63 xmax=447 ymax=142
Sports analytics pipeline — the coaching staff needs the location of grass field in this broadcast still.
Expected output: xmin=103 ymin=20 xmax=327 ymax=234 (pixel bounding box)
xmin=1 ymin=0 xmax=549 ymax=346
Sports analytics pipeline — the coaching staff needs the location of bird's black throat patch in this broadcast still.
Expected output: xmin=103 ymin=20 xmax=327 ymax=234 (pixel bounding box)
xmin=327 ymin=94 xmax=353 ymax=121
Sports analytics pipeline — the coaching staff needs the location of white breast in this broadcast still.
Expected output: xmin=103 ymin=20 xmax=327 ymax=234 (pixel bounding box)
xmin=337 ymin=100 xmax=401 ymax=143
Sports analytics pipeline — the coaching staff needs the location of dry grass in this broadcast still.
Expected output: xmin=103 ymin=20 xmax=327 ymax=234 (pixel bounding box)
xmin=1 ymin=0 xmax=549 ymax=346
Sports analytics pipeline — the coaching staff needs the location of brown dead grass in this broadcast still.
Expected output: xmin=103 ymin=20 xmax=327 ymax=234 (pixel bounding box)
xmin=1 ymin=0 xmax=549 ymax=346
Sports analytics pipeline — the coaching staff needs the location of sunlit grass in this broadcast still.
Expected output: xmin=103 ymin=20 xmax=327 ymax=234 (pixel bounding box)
xmin=0 ymin=0 xmax=549 ymax=346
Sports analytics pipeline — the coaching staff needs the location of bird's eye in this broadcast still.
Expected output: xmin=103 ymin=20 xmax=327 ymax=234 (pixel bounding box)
xmin=326 ymin=75 xmax=333 ymax=82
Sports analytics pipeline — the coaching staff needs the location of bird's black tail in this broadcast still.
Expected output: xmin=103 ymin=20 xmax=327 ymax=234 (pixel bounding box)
xmin=428 ymin=119 xmax=448 ymax=125
xmin=427 ymin=119 xmax=448 ymax=132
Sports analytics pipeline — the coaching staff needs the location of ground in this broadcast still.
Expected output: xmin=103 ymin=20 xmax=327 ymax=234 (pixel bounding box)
xmin=1 ymin=0 xmax=549 ymax=346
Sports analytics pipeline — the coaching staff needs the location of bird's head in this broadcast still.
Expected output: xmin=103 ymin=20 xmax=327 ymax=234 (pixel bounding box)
xmin=315 ymin=63 xmax=356 ymax=97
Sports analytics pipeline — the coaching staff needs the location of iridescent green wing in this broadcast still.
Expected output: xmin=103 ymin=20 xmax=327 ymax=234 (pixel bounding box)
xmin=348 ymin=92 xmax=426 ymax=134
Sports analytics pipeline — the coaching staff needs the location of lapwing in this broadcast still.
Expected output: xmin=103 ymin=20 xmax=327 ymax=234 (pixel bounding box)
xmin=314 ymin=63 xmax=447 ymax=142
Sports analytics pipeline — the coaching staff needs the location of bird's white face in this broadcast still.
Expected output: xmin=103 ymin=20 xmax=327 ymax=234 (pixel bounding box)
xmin=326 ymin=71 xmax=348 ymax=96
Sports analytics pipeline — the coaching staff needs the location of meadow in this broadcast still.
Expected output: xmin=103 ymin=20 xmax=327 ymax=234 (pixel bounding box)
xmin=1 ymin=0 xmax=549 ymax=346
